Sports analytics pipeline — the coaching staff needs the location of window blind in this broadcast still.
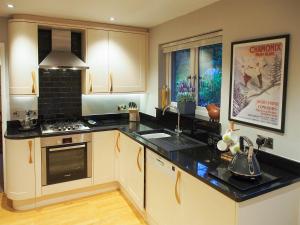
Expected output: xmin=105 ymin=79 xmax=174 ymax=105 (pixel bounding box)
xmin=161 ymin=30 xmax=222 ymax=53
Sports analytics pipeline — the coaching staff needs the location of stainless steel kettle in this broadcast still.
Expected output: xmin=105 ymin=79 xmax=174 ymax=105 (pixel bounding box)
xmin=228 ymin=136 xmax=262 ymax=179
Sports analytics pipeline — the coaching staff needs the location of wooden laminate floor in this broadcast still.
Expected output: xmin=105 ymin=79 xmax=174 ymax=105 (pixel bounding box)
xmin=0 ymin=191 xmax=147 ymax=225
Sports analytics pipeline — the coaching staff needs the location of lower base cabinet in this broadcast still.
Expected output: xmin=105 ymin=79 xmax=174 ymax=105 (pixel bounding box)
xmin=5 ymin=138 xmax=39 ymax=200
xmin=146 ymin=149 xmax=300 ymax=225
xmin=181 ymin=167 xmax=236 ymax=225
xmin=117 ymin=132 xmax=144 ymax=211
xmin=4 ymin=133 xmax=300 ymax=223
xmin=146 ymin=149 xmax=235 ymax=225
xmin=92 ymin=131 xmax=117 ymax=184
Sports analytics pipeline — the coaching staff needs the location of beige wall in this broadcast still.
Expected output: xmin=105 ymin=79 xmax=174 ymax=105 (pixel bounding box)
xmin=145 ymin=0 xmax=300 ymax=161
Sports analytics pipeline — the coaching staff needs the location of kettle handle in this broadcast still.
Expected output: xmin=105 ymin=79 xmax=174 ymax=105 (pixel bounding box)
xmin=239 ymin=136 xmax=254 ymax=152
xmin=239 ymin=136 xmax=244 ymax=152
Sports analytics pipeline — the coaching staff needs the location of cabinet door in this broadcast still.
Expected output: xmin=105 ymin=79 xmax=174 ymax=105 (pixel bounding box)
xmin=92 ymin=131 xmax=116 ymax=184
xmin=109 ymin=31 xmax=147 ymax=92
xmin=146 ymin=150 xmax=182 ymax=225
xmin=8 ymin=21 xmax=38 ymax=95
xmin=85 ymin=29 xmax=109 ymax=94
xmin=5 ymin=138 xmax=36 ymax=200
xmin=180 ymin=169 xmax=236 ymax=225
xmin=118 ymin=133 xmax=144 ymax=210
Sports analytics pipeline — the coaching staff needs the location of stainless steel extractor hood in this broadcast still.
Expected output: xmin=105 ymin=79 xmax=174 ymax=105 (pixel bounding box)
xmin=39 ymin=29 xmax=89 ymax=70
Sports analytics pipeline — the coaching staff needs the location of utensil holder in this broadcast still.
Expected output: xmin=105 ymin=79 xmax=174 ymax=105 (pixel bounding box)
xmin=129 ymin=109 xmax=140 ymax=122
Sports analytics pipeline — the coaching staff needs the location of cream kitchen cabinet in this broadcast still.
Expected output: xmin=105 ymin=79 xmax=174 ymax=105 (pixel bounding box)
xmin=5 ymin=138 xmax=39 ymax=200
xmin=146 ymin=149 xmax=235 ymax=225
xmin=180 ymin=167 xmax=236 ymax=225
xmin=146 ymin=149 xmax=300 ymax=225
xmin=92 ymin=131 xmax=117 ymax=184
xmin=8 ymin=21 xmax=39 ymax=95
xmin=84 ymin=29 xmax=109 ymax=94
xmin=108 ymin=31 xmax=147 ymax=92
xmin=116 ymin=132 xmax=144 ymax=210
xmin=84 ymin=30 xmax=147 ymax=94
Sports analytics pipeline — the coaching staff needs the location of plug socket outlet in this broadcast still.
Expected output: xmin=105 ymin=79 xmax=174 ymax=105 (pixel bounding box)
xmin=257 ymin=135 xmax=273 ymax=149
xmin=117 ymin=104 xmax=127 ymax=111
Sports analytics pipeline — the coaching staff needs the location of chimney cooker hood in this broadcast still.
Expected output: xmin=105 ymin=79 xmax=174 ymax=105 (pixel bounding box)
xmin=39 ymin=29 xmax=89 ymax=70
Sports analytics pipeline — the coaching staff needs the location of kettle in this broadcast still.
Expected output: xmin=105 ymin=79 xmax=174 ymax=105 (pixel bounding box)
xmin=228 ymin=136 xmax=262 ymax=179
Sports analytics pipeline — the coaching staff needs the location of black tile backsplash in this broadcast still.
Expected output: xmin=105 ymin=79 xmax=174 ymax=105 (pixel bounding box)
xmin=38 ymin=69 xmax=82 ymax=119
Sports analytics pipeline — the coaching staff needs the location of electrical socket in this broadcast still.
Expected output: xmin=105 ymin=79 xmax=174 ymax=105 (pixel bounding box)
xmin=257 ymin=135 xmax=273 ymax=150
xmin=117 ymin=104 xmax=127 ymax=111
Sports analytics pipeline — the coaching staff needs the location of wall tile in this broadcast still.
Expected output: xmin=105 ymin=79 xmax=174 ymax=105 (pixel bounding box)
xmin=38 ymin=69 xmax=82 ymax=119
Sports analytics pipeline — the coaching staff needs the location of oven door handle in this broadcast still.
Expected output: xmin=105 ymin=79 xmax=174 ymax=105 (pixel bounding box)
xmin=49 ymin=144 xmax=86 ymax=152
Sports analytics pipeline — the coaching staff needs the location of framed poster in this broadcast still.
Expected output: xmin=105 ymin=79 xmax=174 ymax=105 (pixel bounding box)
xmin=229 ymin=35 xmax=289 ymax=133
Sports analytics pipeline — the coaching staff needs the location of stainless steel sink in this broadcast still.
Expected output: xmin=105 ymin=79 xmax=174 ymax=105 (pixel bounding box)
xmin=141 ymin=132 xmax=171 ymax=139
xmin=136 ymin=129 xmax=206 ymax=152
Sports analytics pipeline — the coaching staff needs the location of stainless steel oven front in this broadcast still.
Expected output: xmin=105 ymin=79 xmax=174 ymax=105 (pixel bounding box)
xmin=41 ymin=133 xmax=92 ymax=186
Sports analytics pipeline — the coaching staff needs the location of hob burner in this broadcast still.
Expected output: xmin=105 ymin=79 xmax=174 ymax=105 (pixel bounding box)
xmin=42 ymin=120 xmax=90 ymax=134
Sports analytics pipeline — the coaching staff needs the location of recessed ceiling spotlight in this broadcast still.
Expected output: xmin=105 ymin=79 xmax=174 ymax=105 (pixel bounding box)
xmin=109 ymin=17 xmax=115 ymax=21
xmin=7 ymin=4 xmax=14 ymax=8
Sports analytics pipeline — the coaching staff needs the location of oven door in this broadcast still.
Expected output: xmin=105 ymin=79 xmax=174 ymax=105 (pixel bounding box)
xmin=42 ymin=143 xmax=91 ymax=186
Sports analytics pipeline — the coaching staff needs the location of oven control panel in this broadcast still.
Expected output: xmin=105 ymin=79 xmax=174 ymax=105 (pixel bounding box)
xmin=41 ymin=133 xmax=92 ymax=147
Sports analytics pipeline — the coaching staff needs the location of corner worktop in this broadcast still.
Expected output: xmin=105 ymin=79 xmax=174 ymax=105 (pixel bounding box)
xmin=4 ymin=115 xmax=300 ymax=202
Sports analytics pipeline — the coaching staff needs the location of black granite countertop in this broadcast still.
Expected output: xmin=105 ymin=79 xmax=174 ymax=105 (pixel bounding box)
xmin=5 ymin=114 xmax=300 ymax=202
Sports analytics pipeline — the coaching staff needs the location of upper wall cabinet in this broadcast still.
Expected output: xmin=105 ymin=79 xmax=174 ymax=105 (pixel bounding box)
xmin=8 ymin=21 xmax=39 ymax=96
xmin=109 ymin=31 xmax=147 ymax=93
xmin=84 ymin=29 xmax=109 ymax=94
xmin=83 ymin=29 xmax=147 ymax=94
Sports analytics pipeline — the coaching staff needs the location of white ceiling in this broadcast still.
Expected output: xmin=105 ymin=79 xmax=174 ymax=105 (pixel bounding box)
xmin=0 ymin=0 xmax=219 ymax=28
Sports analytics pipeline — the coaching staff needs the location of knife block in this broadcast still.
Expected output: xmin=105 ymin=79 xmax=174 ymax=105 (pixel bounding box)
xmin=129 ymin=109 xmax=140 ymax=122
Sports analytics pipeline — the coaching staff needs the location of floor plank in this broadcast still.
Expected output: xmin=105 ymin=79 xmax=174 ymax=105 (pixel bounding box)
xmin=0 ymin=191 xmax=147 ymax=225
xmin=0 ymin=153 xmax=3 ymax=193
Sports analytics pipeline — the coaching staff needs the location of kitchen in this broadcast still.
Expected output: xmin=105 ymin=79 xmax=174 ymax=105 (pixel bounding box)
xmin=0 ymin=0 xmax=300 ymax=225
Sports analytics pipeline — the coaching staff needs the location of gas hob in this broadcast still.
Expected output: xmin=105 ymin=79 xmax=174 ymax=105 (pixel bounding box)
xmin=41 ymin=120 xmax=90 ymax=134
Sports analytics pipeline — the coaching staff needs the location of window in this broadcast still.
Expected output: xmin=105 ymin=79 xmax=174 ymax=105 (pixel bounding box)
xmin=198 ymin=44 xmax=222 ymax=107
xmin=171 ymin=49 xmax=191 ymax=102
xmin=162 ymin=32 xmax=222 ymax=116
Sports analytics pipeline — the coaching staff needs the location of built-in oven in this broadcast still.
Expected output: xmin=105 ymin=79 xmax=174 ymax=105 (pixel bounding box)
xmin=41 ymin=133 xmax=92 ymax=186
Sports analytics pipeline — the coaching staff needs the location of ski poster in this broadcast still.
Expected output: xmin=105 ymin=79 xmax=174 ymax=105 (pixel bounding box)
xmin=229 ymin=35 xmax=289 ymax=132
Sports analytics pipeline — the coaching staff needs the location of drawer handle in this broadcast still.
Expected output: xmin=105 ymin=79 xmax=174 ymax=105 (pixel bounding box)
xmin=89 ymin=73 xmax=93 ymax=93
xmin=175 ymin=170 xmax=181 ymax=204
xmin=109 ymin=73 xmax=113 ymax=93
xmin=31 ymin=71 xmax=36 ymax=94
xmin=115 ymin=132 xmax=120 ymax=152
xmin=28 ymin=140 xmax=33 ymax=164
xmin=137 ymin=147 xmax=142 ymax=172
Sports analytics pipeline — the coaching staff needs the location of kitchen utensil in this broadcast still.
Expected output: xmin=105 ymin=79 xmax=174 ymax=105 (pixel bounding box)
xmin=128 ymin=102 xmax=139 ymax=122
xmin=228 ymin=136 xmax=262 ymax=179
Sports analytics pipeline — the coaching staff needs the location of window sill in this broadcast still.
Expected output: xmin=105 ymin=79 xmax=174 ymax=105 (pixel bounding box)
xmin=156 ymin=107 xmax=210 ymax=122
xmin=169 ymin=102 xmax=210 ymax=119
